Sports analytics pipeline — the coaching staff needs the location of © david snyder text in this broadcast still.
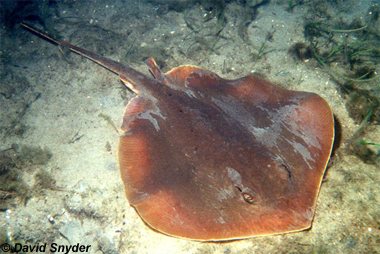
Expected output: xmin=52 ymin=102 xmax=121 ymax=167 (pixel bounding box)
xmin=1 ymin=242 xmax=91 ymax=253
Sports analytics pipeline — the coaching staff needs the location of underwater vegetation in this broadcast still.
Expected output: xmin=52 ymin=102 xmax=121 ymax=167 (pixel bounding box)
xmin=1 ymin=0 xmax=61 ymax=37
xmin=0 ymin=145 xmax=53 ymax=211
xmin=290 ymin=2 xmax=380 ymax=164
xmin=0 ymin=144 xmax=105 ymax=246
xmin=148 ymin=0 xmax=270 ymax=60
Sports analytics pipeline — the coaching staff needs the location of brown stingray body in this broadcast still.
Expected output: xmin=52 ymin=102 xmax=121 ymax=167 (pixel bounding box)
xmin=23 ymin=23 xmax=334 ymax=241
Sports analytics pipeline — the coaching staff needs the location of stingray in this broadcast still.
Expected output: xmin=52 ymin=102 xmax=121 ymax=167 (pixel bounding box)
xmin=22 ymin=23 xmax=334 ymax=241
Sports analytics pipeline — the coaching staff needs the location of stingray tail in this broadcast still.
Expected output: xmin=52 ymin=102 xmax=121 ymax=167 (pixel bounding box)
xmin=22 ymin=22 xmax=133 ymax=76
xmin=22 ymin=22 xmax=168 ymax=95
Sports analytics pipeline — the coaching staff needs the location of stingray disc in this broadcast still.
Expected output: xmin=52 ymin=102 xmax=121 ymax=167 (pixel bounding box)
xmin=19 ymin=22 xmax=333 ymax=242
xmin=118 ymin=60 xmax=334 ymax=241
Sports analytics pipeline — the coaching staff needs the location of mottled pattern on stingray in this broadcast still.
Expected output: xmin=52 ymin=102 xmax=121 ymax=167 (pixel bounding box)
xmin=119 ymin=59 xmax=334 ymax=241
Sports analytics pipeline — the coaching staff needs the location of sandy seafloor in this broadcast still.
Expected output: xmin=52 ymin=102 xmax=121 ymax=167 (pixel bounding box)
xmin=0 ymin=0 xmax=379 ymax=253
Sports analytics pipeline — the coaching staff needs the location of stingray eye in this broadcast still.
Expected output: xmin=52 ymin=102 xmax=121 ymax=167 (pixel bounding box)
xmin=242 ymin=192 xmax=255 ymax=204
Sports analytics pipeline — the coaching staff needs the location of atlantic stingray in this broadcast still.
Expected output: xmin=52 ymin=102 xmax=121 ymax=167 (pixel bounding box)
xmin=22 ymin=23 xmax=334 ymax=241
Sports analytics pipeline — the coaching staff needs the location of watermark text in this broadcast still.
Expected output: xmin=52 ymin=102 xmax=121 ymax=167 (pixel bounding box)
xmin=1 ymin=242 xmax=91 ymax=253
